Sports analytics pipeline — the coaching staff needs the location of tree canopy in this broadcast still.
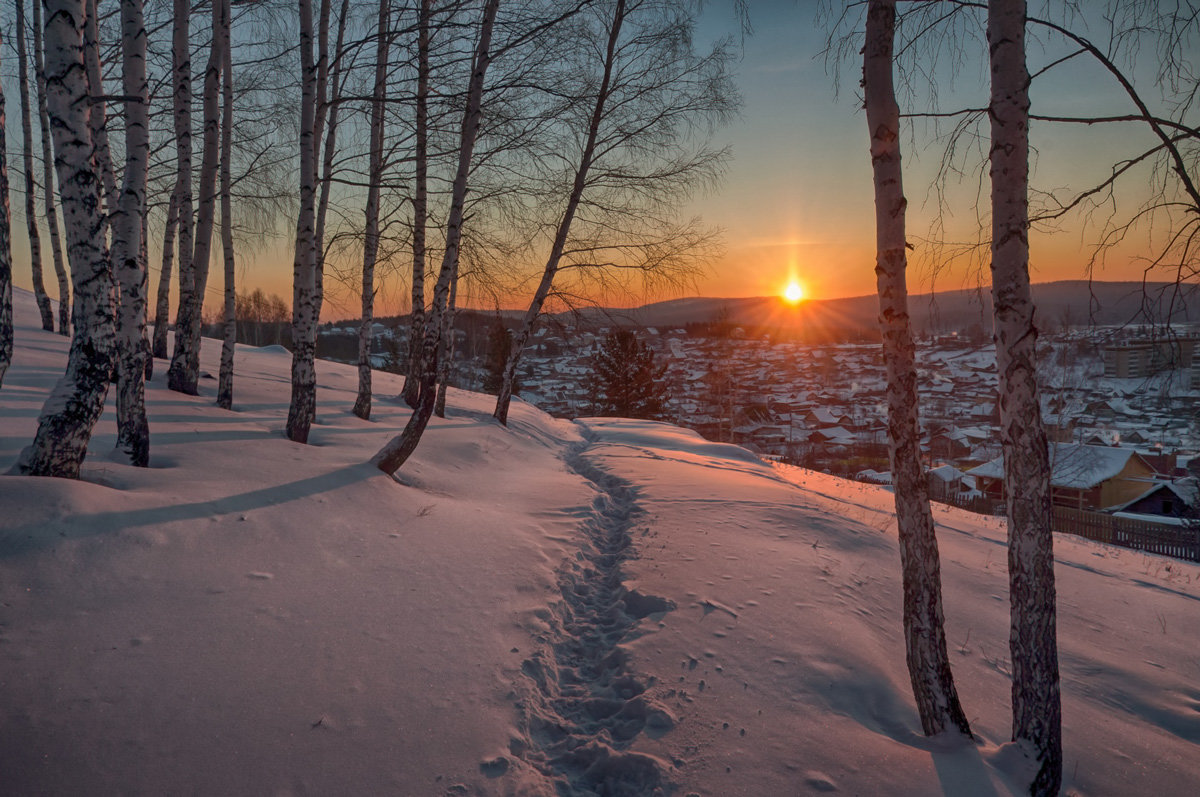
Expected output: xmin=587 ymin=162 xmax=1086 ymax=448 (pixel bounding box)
xmin=587 ymin=328 xmax=669 ymax=420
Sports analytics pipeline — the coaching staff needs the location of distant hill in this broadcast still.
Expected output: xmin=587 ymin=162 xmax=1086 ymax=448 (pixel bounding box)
xmin=553 ymin=281 xmax=1200 ymax=342
xmin=326 ymin=280 xmax=1200 ymax=343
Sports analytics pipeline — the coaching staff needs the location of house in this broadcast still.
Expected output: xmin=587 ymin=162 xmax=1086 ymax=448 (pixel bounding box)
xmin=808 ymin=426 xmax=858 ymax=448
xmin=928 ymin=429 xmax=973 ymax=461
xmin=803 ymin=407 xmax=843 ymax=427
xmin=927 ymin=464 xmax=974 ymax=502
xmin=967 ymin=443 xmax=1159 ymax=510
xmin=1110 ymin=480 xmax=1198 ymax=519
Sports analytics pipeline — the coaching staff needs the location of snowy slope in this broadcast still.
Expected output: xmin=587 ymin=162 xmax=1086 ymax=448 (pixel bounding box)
xmin=2 ymin=288 xmax=1199 ymax=796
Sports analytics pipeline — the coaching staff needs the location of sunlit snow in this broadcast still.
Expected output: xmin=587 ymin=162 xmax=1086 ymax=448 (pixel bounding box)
xmin=2 ymin=288 xmax=1198 ymax=795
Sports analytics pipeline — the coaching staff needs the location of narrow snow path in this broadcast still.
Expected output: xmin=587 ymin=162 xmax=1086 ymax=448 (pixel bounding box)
xmin=514 ymin=438 xmax=677 ymax=796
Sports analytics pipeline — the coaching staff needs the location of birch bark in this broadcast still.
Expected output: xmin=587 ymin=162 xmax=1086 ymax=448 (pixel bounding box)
xmin=217 ymin=0 xmax=236 ymax=410
xmin=353 ymin=0 xmax=390 ymax=421
xmin=864 ymin=0 xmax=970 ymax=738
xmin=170 ymin=0 xmax=224 ymax=394
xmin=140 ymin=196 xmax=150 ymax=380
xmin=313 ymin=0 xmax=347 ymax=326
xmin=113 ymin=0 xmax=150 ymax=466
xmin=988 ymin=1 xmax=1061 ymax=793
xmin=166 ymin=0 xmax=195 ymax=390
xmin=401 ymin=0 xmax=431 ymax=410
xmin=433 ymin=263 xmax=458 ymax=419
xmin=83 ymin=0 xmax=116 ymax=214
xmin=151 ymin=191 xmax=178 ymax=360
xmin=12 ymin=0 xmax=117 ymax=477
xmin=33 ymin=0 xmax=71 ymax=335
xmin=493 ymin=0 xmax=626 ymax=426
xmin=372 ymin=0 xmax=500 ymax=474
xmin=0 ymin=19 xmax=11 ymax=388
xmin=16 ymin=0 xmax=54 ymax=332
xmin=286 ymin=0 xmax=320 ymax=443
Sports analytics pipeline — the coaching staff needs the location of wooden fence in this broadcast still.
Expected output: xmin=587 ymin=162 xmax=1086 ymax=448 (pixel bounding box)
xmin=944 ymin=492 xmax=1005 ymax=517
xmin=937 ymin=496 xmax=1200 ymax=563
xmin=1051 ymin=507 xmax=1200 ymax=562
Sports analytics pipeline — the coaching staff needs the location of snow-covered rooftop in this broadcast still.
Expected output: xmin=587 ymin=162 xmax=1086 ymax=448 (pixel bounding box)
xmin=968 ymin=442 xmax=1151 ymax=489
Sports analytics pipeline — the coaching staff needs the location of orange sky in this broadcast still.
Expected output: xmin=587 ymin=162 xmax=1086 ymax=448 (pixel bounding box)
xmin=6 ymin=2 xmax=1185 ymax=321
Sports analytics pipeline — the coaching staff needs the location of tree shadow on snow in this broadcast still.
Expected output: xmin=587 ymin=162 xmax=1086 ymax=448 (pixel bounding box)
xmin=0 ymin=463 xmax=378 ymax=558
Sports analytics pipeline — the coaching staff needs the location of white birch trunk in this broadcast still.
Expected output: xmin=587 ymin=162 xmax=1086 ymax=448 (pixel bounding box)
xmin=286 ymin=0 xmax=320 ymax=443
xmin=401 ymin=0 xmax=431 ymax=410
xmin=113 ymin=0 xmax=150 ymax=466
xmin=139 ymin=197 xmax=150 ymax=380
xmin=352 ymin=0 xmax=389 ymax=421
xmin=864 ymin=0 xmax=970 ymax=738
xmin=169 ymin=0 xmax=223 ymax=394
xmin=166 ymin=0 xmax=195 ymax=392
xmin=312 ymin=0 xmax=346 ymax=326
xmin=372 ymin=0 xmax=500 ymax=474
xmin=16 ymin=0 xmax=54 ymax=332
xmin=0 ymin=17 xmax=11 ymax=388
xmin=83 ymin=0 xmax=116 ymax=214
xmin=151 ymin=191 xmax=178 ymax=360
xmin=33 ymin=0 xmax=71 ymax=335
xmin=313 ymin=0 xmax=332 ymax=176
xmin=988 ymin=1 xmax=1061 ymax=793
xmin=12 ymin=0 xmax=116 ymax=477
xmin=433 ymin=263 xmax=458 ymax=419
xmin=493 ymin=0 xmax=626 ymax=426
xmin=217 ymin=0 xmax=236 ymax=411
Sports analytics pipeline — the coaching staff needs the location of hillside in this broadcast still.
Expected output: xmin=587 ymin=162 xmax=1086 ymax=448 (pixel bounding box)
xmin=555 ymin=281 xmax=1200 ymax=340
xmin=2 ymin=288 xmax=1199 ymax=795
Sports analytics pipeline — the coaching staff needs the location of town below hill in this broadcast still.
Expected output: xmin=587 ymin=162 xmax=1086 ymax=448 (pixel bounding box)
xmin=313 ymin=281 xmax=1200 ymax=527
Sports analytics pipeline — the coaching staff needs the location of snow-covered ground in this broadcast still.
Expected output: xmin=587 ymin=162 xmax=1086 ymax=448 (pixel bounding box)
xmin=2 ymin=288 xmax=1198 ymax=796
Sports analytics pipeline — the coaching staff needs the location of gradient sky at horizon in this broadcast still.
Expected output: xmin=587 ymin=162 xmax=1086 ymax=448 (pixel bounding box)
xmin=5 ymin=0 xmax=1184 ymax=320
xmin=687 ymin=0 xmax=1176 ymax=306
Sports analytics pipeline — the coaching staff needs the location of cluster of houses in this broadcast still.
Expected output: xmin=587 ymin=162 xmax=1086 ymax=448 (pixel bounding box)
xmin=317 ymin=319 xmax=1200 ymax=522
xmin=515 ymin=325 xmax=1200 ymax=521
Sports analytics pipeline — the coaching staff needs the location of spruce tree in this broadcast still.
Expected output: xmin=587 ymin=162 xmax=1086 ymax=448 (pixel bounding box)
xmin=587 ymin=329 xmax=669 ymax=420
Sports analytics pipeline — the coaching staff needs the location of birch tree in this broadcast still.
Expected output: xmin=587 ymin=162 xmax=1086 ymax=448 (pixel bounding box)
xmin=492 ymin=0 xmax=628 ymax=425
xmin=0 ymin=17 xmax=11 ymax=389
xmin=313 ymin=0 xmax=349 ymax=327
xmin=988 ymin=1 xmax=1061 ymax=792
xmin=864 ymin=0 xmax=971 ymax=738
xmin=113 ymin=0 xmax=151 ymax=466
xmin=492 ymin=0 xmax=732 ymax=425
xmin=286 ymin=0 xmax=322 ymax=443
xmin=170 ymin=0 xmax=225 ymax=394
xmin=16 ymin=0 xmax=54 ymax=332
xmin=217 ymin=0 xmax=237 ymax=410
xmin=433 ymin=260 xmax=458 ymax=418
xmin=372 ymin=0 xmax=501 ymax=473
xmin=12 ymin=0 xmax=117 ymax=477
xmin=353 ymin=0 xmax=391 ymax=421
xmin=151 ymin=192 xmax=179 ymax=361
xmin=82 ymin=0 xmax=117 ymax=216
xmin=166 ymin=0 xmax=194 ymax=386
xmin=400 ymin=0 xmax=432 ymax=410
xmin=33 ymin=0 xmax=71 ymax=335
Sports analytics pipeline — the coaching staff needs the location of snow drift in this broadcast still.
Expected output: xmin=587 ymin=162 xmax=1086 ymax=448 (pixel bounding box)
xmin=2 ymin=288 xmax=1198 ymax=795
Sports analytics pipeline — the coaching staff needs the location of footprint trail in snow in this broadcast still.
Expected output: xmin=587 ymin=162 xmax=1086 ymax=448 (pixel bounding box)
xmin=514 ymin=441 xmax=677 ymax=796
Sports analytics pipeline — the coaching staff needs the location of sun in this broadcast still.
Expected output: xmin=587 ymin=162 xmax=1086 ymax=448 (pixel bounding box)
xmin=783 ymin=281 xmax=805 ymax=304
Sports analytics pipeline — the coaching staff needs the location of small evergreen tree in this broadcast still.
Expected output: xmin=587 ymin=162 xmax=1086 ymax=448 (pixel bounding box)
xmin=587 ymin=329 xmax=669 ymax=420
